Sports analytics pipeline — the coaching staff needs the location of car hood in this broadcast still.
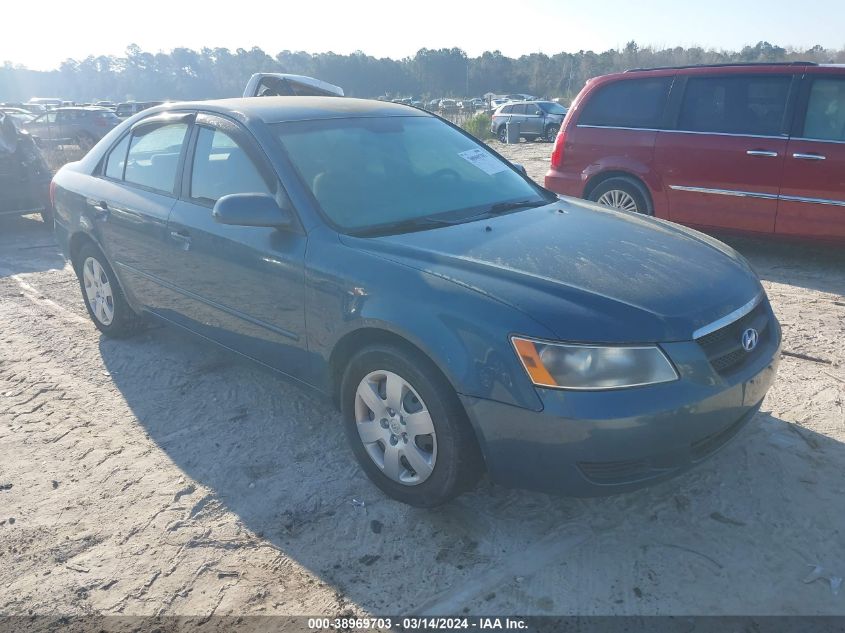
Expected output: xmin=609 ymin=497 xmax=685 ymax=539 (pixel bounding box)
xmin=340 ymin=199 xmax=763 ymax=343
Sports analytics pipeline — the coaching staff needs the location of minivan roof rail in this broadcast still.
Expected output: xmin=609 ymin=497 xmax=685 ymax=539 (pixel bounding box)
xmin=624 ymin=61 xmax=818 ymax=73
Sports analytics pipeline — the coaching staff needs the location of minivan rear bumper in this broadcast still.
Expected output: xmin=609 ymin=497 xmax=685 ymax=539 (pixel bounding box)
xmin=459 ymin=321 xmax=781 ymax=497
xmin=544 ymin=168 xmax=584 ymax=198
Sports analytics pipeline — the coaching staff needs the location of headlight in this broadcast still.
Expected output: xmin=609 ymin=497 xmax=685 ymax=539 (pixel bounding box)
xmin=511 ymin=336 xmax=678 ymax=390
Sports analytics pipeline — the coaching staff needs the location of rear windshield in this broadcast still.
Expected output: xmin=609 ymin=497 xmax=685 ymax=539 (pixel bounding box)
xmin=274 ymin=116 xmax=545 ymax=234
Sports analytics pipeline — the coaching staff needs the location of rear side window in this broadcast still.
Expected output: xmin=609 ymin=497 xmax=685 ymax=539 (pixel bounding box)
xmin=678 ymin=75 xmax=791 ymax=136
xmin=802 ymin=77 xmax=845 ymax=142
xmin=500 ymin=105 xmax=512 ymax=114
xmin=579 ymin=78 xmax=671 ymax=129
xmin=190 ymin=126 xmax=273 ymax=203
xmin=124 ymin=123 xmax=188 ymax=193
xmin=104 ymin=134 xmax=130 ymax=180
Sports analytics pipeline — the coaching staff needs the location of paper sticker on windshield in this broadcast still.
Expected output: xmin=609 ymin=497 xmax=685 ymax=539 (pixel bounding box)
xmin=458 ymin=148 xmax=508 ymax=175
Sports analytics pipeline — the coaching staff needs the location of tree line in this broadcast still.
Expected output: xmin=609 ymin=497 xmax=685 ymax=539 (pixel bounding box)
xmin=2 ymin=41 xmax=843 ymax=104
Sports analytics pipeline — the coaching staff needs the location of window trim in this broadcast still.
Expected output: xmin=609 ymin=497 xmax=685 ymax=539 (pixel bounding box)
xmin=96 ymin=111 xmax=195 ymax=198
xmin=181 ymin=112 xmax=280 ymax=209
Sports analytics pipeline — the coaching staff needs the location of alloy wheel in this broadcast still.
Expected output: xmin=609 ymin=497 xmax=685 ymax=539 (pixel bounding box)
xmin=596 ymin=189 xmax=639 ymax=213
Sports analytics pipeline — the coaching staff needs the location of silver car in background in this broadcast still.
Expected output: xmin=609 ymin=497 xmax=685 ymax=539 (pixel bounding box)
xmin=490 ymin=100 xmax=568 ymax=143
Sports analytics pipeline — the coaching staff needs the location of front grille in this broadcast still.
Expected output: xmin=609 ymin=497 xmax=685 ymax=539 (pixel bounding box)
xmin=696 ymin=301 xmax=769 ymax=375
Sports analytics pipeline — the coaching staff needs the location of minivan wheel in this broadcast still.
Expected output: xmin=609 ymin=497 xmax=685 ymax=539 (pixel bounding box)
xmin=340 ymin=344 xmax=483 ymax=507
xmin=589 ymin=178 xmax=651 ymax=215
xmin=497 ymin=126 xmax=507 ymax=143
xmin=76 ymin=243 xmax=144 ymax=337
xmin=544 ymin=124 xmax=559 ymax=142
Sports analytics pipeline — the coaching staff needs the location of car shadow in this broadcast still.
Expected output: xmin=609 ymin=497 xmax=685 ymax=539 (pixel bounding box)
xmin=98 ymin=324 xmax=845 ymax=615
xmin=0 ymin=213 xmax=64 ymax=277
xmin=718 ymin=235 xmax=845 ymax=297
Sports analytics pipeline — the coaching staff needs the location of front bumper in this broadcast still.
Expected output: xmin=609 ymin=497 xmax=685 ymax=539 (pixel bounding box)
xmin=460 ymin=317 xmax=781 ymax=497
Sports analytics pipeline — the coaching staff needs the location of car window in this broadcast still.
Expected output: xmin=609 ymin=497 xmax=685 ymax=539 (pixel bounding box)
xmin=104 ymin=134 xmax=131 ymax=180
xmin=526 ymin=103 xmax=541 ymax=115
xmin=802 ymin=77 xmax=845 ymax=142
xmin=37 ymin=112 xmax=57 ymax=124
xmin=512 ymin=104 xmax=527 ymax=115
xmin=275 ymin=116 xmax=545 ymax=233
xmin=190 ymin=126 xmax=273 ymax=203
xmin=579 ymin=77 xmax=671 ymax=129
xmin=123 ymin=123 xmax=188 ymax=193
xmin=500 ymin=105 xmax=512 ymax=115
xmin=539 ymin=102 xmax=567 ymax=115
xmin=678 ymin=74 xmax=791 ymax=136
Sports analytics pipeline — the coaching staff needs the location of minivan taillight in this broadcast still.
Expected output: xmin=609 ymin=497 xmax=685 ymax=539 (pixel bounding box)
xmin=550 ymin=129 xmax=566 ymax=168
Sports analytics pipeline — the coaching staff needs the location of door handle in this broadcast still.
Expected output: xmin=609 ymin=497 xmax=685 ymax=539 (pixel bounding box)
xmin=792 ymin=152 xmax=826 ymax=161
xmin=746 ymin=150 xmax=778 ymax=157
xmin=90 ymin=200 xmax=110 ymax=220
xmin=169 ymin=230 xmax=192 ymax=251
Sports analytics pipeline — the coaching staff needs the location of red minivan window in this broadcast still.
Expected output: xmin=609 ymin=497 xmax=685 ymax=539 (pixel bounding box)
xmin=578 ymin=77 xmax=672 ymax=129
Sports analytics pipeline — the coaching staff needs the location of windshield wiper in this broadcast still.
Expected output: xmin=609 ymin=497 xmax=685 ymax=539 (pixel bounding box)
xmin=486 ymin=199 xmax=547 ymax=215
xmin=348 ymin=216 xmax=454 ymax=237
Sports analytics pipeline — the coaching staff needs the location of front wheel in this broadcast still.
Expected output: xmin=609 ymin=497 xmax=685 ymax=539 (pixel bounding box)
xmin=76 ymin=243 xmax=144 ymax=337
xmin=544 ymin=124 xmax=559 ymax=142
xmin=341 ymin=344 xmax=483 ymax=507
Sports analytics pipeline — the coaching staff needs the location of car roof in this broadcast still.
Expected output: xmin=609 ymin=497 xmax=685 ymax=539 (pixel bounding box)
xmin=145 ymin=96 xmax=431 ymax=125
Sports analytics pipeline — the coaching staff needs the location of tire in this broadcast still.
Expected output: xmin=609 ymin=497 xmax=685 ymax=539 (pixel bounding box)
xmin=340 ymin=344 xmax=483 ymax=507
xmin=544 ymin=124 xmax=559 ymax=142
xmin=523 ymin=135 xmax=538 ymax=142
xmin=497 ymin=126 xmax=507 ymax=143
xmin=40 ymin=206 xmax=54 ymax=227
xmin=588 ymin=178 xmax=652 ymax=215
xmin=75 ymin=243 xmax=144 ymax=337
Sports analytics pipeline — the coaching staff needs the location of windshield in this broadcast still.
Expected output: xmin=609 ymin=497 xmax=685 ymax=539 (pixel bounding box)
xmin=539 ymin=102 xmax=567 ymax=114
xmin=274 ymin=116 xmax=547 ymax=234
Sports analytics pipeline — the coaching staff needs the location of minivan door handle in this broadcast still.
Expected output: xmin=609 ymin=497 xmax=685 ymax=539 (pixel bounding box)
xmin=746 ymin=150 xmax=779 ymax=158
xmin=792 ymin=152 xmax=826 ymax=161
xmin=169 ymin=230 xmax=192 ymax=251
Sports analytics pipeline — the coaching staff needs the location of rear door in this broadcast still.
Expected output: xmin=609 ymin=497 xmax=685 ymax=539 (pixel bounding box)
xmin=93 ymin=113 xmax=193 ymax=309
xmin=162 ymin=113 xmax=308 ymax=375
xmin=776 ymin=74 xmax=845 ymax=239
xmin=655 ymin=73 xmax=794 ymax=233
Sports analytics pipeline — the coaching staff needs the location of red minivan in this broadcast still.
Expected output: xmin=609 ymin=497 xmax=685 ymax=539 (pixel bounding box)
xmin=545 ymin=62 xmax=845 ymax=242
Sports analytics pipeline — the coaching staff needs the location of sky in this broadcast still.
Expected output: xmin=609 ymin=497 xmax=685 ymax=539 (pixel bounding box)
xmin=3 ymin=0 xmax=844 ymax=70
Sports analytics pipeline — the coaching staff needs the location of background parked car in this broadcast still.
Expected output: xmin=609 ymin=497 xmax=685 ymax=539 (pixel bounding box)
xmin=0 ymin=112 xmax=52 ymax=225
xmin=438 ymin=98 xmax=459 ymax=114
xmin=0 ymin=107 xmax=36 ymax=130
xmin=27 ymin=98 xmax=62 ymax=110
xmin=24 ymin=107 xmax=121 ymax=150
xmin=544 ymin=62 xmax=845 ymax=242
xmin=115 ymin=101 xmax=165 ymax=119
xmin=491 ymin=100 xmax=567 ymax=142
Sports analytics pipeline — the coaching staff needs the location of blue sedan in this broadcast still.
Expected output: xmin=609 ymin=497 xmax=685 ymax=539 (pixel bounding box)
xmin=51 ymin=97 xmax=781 ymax=506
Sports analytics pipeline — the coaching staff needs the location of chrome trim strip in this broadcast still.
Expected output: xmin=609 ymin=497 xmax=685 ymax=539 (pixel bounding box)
xmin=779 ymin=193 xmax=845 ymax=207
xmin=791 ymin=137 xmax=845 ymax=145
xmin=670 ymin=185 xmax=845 ymax=207
xmin=668 ymin=185 xmax=779 ymax=201
xmin=693 ymin=294 xmax=763 ymax=340
xmin=575 ymin=125 xmax=788 ymax=140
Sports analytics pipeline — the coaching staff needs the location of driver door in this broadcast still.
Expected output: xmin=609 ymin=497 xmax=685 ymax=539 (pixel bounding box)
xmin=162 ymin=113 xmax=309 ymax=376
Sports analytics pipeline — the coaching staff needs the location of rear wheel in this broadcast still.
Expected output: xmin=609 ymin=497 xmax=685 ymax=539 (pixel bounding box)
xmin=497 ymin=126 xmax=507 ymax=143
xmin=341 ymin=344 xmax=483 ymax=507
xmin=76 ymin=243 xmax=144 ymax=337
xmin=588 ymin=178 xmax=651 ymax=215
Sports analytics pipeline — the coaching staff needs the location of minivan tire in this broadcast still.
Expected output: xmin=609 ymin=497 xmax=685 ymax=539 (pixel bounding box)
xmin=588 ymin=178 xmax=652 ymax=215
xmin=340 ymin=344 xmax=483 ymax=507
xmin=75 ymin=243 xmax=144 ymax=338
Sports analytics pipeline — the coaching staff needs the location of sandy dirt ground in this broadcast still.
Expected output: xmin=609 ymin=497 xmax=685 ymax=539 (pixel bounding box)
xmin=1 ymin=141 xmax=844 ymax=622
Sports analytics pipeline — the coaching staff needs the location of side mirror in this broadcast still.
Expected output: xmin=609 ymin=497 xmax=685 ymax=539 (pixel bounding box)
xmin=212 ymin=193 xmax=293 ymax=228
xmin=512 ymin=162 xmax=528 ymax=176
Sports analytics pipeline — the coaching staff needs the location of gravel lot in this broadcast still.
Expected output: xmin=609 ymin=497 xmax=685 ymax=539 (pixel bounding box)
xmin=1 ymin=141 xmax=844 ymax=621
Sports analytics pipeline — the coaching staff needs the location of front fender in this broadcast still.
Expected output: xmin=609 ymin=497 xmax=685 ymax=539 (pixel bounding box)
xmin=304 ymin=227 xmax=548 ymax=412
